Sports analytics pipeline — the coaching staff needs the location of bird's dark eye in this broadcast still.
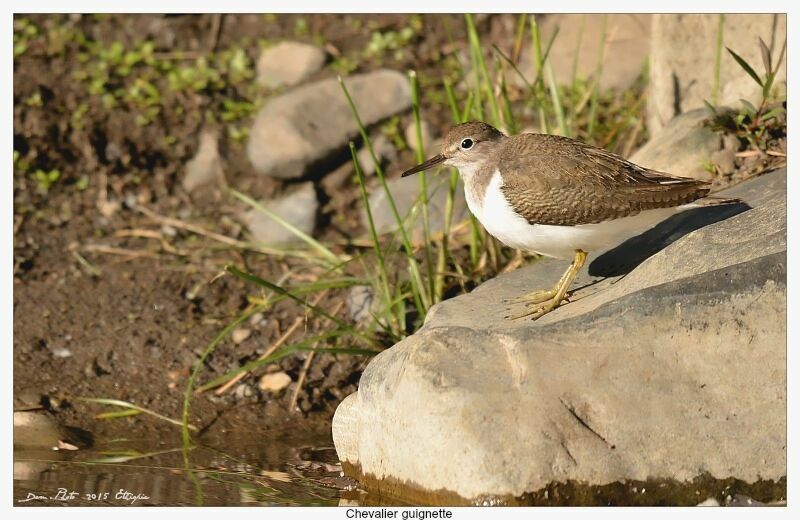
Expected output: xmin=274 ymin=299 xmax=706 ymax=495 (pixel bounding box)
xmin=460 ymin=138 xmax=474 ymax=150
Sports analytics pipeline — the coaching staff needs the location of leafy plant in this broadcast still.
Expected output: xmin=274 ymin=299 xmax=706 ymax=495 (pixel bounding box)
xmin=33 ymin=169 xmax=61 ymax=192
xmin=706 ymin=37 xmax=786 ymax=151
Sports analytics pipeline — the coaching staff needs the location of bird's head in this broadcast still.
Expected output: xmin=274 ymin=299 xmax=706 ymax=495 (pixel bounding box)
xmin=401 ymin=121 xmax=506 ymax=177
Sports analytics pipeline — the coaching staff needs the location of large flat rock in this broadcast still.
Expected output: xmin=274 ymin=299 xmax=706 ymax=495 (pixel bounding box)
xmin=333 ymin=169 xmax=786 ymax=502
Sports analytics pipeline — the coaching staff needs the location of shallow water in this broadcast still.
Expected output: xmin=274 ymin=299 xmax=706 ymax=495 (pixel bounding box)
xmin=13 ymin=431 xmax=380 ymax=506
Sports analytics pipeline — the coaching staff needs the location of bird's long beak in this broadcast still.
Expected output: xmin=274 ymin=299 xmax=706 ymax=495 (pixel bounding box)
xmin=401 ymin=154 xmax=445 ymax=177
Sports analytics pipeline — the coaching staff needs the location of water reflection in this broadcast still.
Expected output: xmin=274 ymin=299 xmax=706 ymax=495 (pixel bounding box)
xmin=14 ymin=432 xmax=370 ymax=506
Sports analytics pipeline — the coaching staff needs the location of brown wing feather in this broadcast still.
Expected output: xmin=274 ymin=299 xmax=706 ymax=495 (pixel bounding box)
xmin=497 ymin=134 xmax=711 ymax=226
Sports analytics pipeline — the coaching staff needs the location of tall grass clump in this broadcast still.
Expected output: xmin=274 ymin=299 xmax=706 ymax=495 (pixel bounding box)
xmin=180 ymin=13 xmax=652 ymax=442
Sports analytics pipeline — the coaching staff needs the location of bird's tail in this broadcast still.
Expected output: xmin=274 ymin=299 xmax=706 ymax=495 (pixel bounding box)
xmin=682 ymin=195 xmax=745 ymax=211
xmin=694 ymin=195 xmax=743 ymax=207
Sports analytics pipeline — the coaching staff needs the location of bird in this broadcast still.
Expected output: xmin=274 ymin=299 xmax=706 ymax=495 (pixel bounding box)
xmin=401 ymin=121 xmax=738 ymax=320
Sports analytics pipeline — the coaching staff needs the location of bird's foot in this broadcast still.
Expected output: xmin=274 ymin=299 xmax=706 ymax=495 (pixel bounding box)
xmin=503 ymin=288 xmax=558 ymax=305
xmin=503 ymin=293 xmax=568 ymax=321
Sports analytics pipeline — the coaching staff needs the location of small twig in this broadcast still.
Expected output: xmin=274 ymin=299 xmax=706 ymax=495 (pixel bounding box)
xmin=72 ymin=251 xmax=102 ymax=277
xmin=208 ymin=14 xmax=223 ymax=53
xmin=14 ymin=214 xmax=24 ymax=235
xmin=135 ymin=205 xmax=301 ymax=258
xmin=113 ymin=228 xmax=190 ymax=256
xmin=289 ymin=351 xmax=315 ymax=414
xmin=83 ymin=244 xmax=159 ymax=259
xmin=289 ymin=300 xmax=345 ymax=413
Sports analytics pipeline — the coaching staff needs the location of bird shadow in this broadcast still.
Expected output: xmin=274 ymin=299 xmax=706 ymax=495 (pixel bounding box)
xmin=588 ymin=202 xmax=751 ymax=278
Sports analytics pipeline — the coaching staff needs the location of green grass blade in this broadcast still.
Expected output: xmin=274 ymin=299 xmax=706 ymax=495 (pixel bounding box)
xmin=77 ymin=397 xmax=197 ymax=431
xmin=712 ymin=14 xmax=724 ymax=104
xmin=181 ymin=305 xmax=258 ymax=446
xmin=587 ymin=14 xmax=608 ymax=136
xmin=350 ymin=142 xmax=402 ymax=334
xmin=726 ymin=47 xmax=763 ymax=87
xmin=409 ymin=70 xmax=436 ymax=302
xmin=338 ymin=75 xmax=431 ymax=313
xmin=545 ymin=62 xmax=568 ymax=136
xmin=443 ymin=79 xmax=461 ymax=122
xmin=96 ymin=409 xmax=142 ymax=420
xmin=571 ymin=16 xmax=586 ymax=86
xmin=230 ymin=188 xmax=341 ymax=267
xmin=465 ymin=13 xmax=502 ymax=127
xmin=529 ymin=15 xmax=550 ymax=133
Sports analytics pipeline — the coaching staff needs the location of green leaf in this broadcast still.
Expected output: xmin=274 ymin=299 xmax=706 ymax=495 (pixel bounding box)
xmin=758 ymin=37 xmax=771 ymax=76
xmin=726 ymin=47 xmax=763 ymax=87
xmin=96 ymin=409 xmax=142 ymax=420
xmin=702 ymin=99 xmax=718 ymax=117
xmin=761 ymin=106 xmax=785 ymax=121
xmin=739 ymin=98 xmax=758 ymax=116
xmin=77 ymin=397 xmax=197 ymax=431
xmin=773 ymin=38 xmax=787 ymax=76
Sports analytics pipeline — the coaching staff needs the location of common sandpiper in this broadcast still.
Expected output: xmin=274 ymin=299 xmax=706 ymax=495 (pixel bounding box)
xmin=402 ymin=121 xmax=737 ymax=320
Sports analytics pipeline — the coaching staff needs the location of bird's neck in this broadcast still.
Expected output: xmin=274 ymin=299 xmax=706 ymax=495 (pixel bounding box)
xmin=459 ymin=140 xmax=504 ymax=208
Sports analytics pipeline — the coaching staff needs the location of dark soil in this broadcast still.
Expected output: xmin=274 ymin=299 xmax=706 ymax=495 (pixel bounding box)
xmin=12 ymin=13 xmax=511 ymax=441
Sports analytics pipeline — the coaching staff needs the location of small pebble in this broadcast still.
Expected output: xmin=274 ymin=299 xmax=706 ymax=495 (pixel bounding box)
xmin=161 ymin=225 xmax=177 ymax=238
xmin=52 ymin=348 xmax=72 ymax=359
xmin=232 ymin=328 xmax=252 ymax=344
xmin=259 ymin=372 xmax=292 ymax=393
xmin=234 ymin=384 xmax=254 ymax=399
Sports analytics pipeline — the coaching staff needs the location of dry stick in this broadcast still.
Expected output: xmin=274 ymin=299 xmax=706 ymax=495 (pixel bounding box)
xmin=214 ymin=291 xmax=328 ymax=395
xmin=83 ymin=244 xmax=158 ymax=259
xmin=208 ymin=14 xmax=223 ymax=53
xmin=113 ymin=228 xmax=190 ymax=256
xmin=288 ymin=300 xmax=345 ymax=413
xmin=135 ymin=205 xmax=291 ymax=257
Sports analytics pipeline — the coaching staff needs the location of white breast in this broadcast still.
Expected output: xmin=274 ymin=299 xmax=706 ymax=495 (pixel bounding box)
xmin=464 ymin=171 xmax=684 ymax=260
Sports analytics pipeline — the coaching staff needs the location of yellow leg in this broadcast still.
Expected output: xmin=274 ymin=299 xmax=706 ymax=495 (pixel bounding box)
xmin=503 ymin=263 xmax=573 ymax=305
xmin=504 ymin=249 xmax=588 ymax=321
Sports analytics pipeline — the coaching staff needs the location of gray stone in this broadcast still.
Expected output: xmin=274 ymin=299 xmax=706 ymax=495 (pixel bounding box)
xmin=517 ymin=14 xmax=650 ymax=91
xmin=357 ymin=134 xmax=397 ymax=177
xmin=245 ymin=182 xmax=317 ymax=246
xmin=629 ymin=108 xmax=739 ymax=181
xmin=364 ymin=173 xmax=469 ymax=241
xmin=404 ymin=119 xmax=434 ymax=156
xmin=183 ymin=128 xmax=223 ymax=192
xmin=346 ymin=285 xmax=376 ymax=325
xmin=247 ymin=70 xmax=412 ymax=179
xmin=256 ymin=41 xmax=327 ymax=89
xmin=14 ymin=410 xmax=70 ymax=449
xmin=649 ymin=14 xmax=786 ymax=135
xmin=334 ymin=169 xmax=786 ymax=502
